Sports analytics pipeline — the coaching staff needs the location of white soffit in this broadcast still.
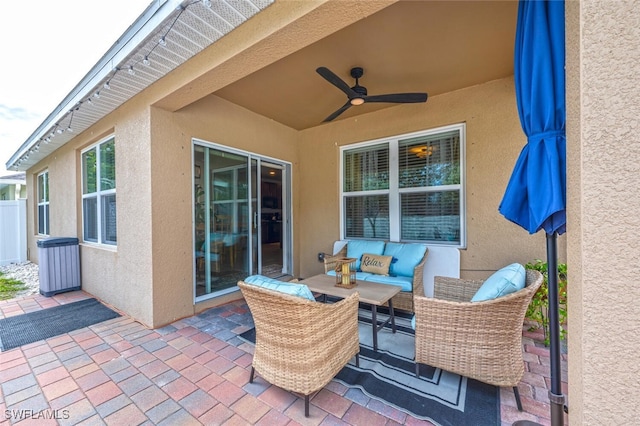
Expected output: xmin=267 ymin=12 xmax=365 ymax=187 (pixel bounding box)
xmin=8 ymin=0 xmax=274 ymax=171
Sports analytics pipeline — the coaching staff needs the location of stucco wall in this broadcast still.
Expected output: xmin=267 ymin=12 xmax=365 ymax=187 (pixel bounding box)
xmin=566 ymin=1 xmax=640 ymax=423
xmin=148 ymin=95 xmax=299 ymax=327
xmin=24 ymin=77 xmax=568 ymax=331
xmin=297 ymin=76 xmax=565 ymax=280
xmin=25 ymin=103 xmax=156 ymax=327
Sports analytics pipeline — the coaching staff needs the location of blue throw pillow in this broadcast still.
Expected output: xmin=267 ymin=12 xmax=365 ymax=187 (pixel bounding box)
xmin=383 ymin=243 xmax=428 ymax=277
xmin=347 ymin=240 xmax=386 ymax=271
xmin=244 ymin=275 xmax=315 ymax=301
xmin=471 ymin=263 xmax=526 ymax=302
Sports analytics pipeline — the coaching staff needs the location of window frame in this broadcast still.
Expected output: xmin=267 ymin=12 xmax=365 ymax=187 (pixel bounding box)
xmin=37 ymin=170 xmax=49 ymax=236
xmin=339 ymin=123 xmax=466 ymax=248
xmin=81 ymin=135 xmax=117 ymax=246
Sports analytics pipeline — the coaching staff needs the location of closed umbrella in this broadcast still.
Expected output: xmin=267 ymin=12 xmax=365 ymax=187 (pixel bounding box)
xmin=498 ymin=1 xmax=566 ymax=425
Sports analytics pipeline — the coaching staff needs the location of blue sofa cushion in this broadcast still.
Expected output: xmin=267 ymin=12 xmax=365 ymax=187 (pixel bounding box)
xmin=347 ymin=240 xmax=386 ymax=271
xmin=383 ymin=243 xmax=428 ymax=277
xmin=471 ymin=263 xmax=526 ymax=302
xmin=244 ymin=275 xmax=315 ymax=301
xmin=362 ymin=274 xmax=413 ymax=292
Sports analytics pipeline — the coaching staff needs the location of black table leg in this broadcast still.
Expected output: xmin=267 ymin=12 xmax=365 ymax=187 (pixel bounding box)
xmin=371 ymin=305 xmax=378 ymax=351
xmin=388 ymin=299 xmax=397 ymax=333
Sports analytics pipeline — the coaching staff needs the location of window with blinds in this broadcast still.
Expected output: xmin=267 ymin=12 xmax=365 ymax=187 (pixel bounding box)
xmin=341 ymin=124 xmax=465 ymax=246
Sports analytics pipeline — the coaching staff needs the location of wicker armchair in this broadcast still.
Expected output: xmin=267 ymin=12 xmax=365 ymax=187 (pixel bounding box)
xmin=238 ymin=281 xmax=360 ymax=417
xmin=414 ymin=269 xmax=543 ymax=410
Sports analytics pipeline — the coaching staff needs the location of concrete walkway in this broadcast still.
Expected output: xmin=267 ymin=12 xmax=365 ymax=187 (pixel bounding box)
xmin=0 ymin=291 xmax=567 ymax=425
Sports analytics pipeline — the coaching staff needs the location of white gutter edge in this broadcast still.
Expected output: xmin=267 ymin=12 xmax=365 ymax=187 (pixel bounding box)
xmin=6 ymin=0 xmax=185 ymax=170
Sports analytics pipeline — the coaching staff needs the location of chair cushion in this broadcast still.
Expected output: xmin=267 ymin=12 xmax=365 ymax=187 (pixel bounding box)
xmin=471 ymin=263 xmax=526 ymax=302
xmin=360 ymin=254 xmax=393 ymax=275
xmin=347 ymin=240 xmax=386 ymax=271
xmin=383 ymin=243 xmax=428 ymax=277
xmin=244 ymin=275 xmax=315 ymax=301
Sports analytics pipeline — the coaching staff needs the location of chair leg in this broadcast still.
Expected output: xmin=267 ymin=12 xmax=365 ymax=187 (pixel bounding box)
xmin=305 ymin=395 xmax=310 ymax=417
xmin=415 ymin=362 xmax=420 ymax=377
xmin=513 ymin=386 xmax=523 ymax=411
xmin=355 ymin=353 xmax=360 ymax=368
xmin=249 ymin=366 xmax=255 ymax=384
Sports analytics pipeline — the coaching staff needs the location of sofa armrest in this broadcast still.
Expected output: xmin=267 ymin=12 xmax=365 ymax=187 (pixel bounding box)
xmin=323 ymin=245 xmax=348 ymax=273
xmin=410 ymin=250 xmax=429 ymax=296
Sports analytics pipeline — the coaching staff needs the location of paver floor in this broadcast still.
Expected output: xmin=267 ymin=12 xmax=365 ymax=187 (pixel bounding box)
xmin=0 ymin=291 xmax=568 ymax=425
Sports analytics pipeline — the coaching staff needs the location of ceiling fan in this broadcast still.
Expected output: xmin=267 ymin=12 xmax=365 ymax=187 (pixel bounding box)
xmin=316 ymin=66 xmax=428 ymax=122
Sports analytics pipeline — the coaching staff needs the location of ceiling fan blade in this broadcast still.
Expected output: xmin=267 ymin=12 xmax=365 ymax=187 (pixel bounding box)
xmin=323 ymin=101 xmax=352 ymax=122
xmin=316 ymin=67 xmax=358 ymax=98
xmin=365 ymin=93 xmax=428 ymax=104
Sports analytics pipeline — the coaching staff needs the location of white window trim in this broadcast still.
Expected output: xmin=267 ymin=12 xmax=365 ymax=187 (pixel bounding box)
xmin=81 ymin=135 xmax=116 ymax=247
xmin=37 ymin=170 xmax=49 ymax=236
xmin=339 ymin=123 xmax=467 ymax=248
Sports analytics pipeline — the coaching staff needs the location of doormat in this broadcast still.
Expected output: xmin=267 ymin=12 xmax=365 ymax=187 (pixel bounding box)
xmin=238 ymin=311 xmax=499 ymax=425
xmin=0 ymin=298 xmax=120 ymax=351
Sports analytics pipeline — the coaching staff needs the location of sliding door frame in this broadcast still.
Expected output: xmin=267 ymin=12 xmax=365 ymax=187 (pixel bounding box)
xmin=192 ymin=139 xmax=293 ymax=303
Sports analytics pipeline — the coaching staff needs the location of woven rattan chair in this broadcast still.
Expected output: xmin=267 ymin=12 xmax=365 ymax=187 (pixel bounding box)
xmin=238 ymin=281 xmax=360 ymax=417
xmin=413 ymin=269 xmax=543 ymax=411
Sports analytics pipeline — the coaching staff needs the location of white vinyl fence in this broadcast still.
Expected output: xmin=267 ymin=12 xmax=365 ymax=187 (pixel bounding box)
xmin=0 ymin=199 xmax=27 ymax=266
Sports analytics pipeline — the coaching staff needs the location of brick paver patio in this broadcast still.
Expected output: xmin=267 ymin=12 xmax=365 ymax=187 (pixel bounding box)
xmin=0 ymin=291 xmax=568 ymax=425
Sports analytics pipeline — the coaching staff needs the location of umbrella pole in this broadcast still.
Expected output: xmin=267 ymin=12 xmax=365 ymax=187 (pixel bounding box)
xmin=546 ymin=232 xmax=565 ymax=426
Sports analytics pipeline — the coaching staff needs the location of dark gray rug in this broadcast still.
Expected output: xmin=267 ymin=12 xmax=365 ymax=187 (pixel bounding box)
xmin=239 ymin=309 xmax=499 ymax=425
xmin=0 ymin=298 xmax=120 ymax=351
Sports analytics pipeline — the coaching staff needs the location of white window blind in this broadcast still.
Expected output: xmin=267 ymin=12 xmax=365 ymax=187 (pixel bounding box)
xmin=341 ymin=124 xmax=465 ymax=246
xmin=343 ymin=144 xmax=390 ymax=239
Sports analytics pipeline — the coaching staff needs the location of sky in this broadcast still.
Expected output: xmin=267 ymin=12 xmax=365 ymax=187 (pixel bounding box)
xmin=0 ymin=0 xmax=152 ymax=176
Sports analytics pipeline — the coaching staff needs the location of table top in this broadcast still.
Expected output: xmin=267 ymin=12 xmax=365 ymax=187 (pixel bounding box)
xmin=302 ymin=274 xmax=401 ymax=306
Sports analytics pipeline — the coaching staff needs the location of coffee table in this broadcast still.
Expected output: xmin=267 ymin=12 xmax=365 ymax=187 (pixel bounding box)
xmin=302 ymin=274 xmax=401 ymax=351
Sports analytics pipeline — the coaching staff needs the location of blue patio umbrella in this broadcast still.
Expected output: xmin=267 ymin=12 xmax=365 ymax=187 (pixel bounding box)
xmin=499 ymin=1 xmax=566 ymax=425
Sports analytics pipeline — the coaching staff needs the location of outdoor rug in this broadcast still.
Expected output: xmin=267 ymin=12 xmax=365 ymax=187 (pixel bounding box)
xmin=239 ymin=308 xmax=500 ymax=426
xmin=0 ymin=298 xmax=120 ymax=351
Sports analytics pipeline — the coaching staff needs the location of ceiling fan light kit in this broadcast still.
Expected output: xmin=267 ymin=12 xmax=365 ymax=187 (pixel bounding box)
xmin=316 ymin=66 xmax=428 ymax=122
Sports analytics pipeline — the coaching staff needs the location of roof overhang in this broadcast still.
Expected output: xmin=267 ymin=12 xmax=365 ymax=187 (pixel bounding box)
xmin=7 ymin=0 xmax=273 ymax=172
xmin=8 ymin=1 xmax=518 ymax=171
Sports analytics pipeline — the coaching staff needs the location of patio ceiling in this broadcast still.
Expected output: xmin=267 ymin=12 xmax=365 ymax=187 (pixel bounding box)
xmin=213 ymin=0 xmax=518 ymax=130
xmin=8 ymin=0 xmax=517 ymax=171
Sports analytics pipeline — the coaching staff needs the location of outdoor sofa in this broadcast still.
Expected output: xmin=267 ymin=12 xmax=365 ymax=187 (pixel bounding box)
xmin=323 ymin=240 xmax=428 ymax=313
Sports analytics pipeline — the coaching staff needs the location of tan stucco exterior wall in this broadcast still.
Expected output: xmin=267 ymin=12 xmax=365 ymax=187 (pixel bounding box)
xmin=23 ymin=75 xmax=566 ymax=329
xmin=297 ymin=76 xmax=565 ymax=280
xmin=24 ymin=101 xmax=157 ymax=327
xmin=566 ymin=1 xmax=640 ymax=423
xmin=147 ymin=95 xmax=299 ymax=327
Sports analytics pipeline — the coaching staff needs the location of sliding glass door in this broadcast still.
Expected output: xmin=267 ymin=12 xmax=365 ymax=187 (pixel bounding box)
xmin=193 ymin=142 xmax=291 ymax=301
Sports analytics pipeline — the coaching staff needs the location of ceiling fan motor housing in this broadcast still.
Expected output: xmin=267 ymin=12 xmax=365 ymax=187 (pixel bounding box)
xmin=351 ymin=85 xmax=367 ymax=96
xmin=350 ymin=67 xmax=367 ymax=96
